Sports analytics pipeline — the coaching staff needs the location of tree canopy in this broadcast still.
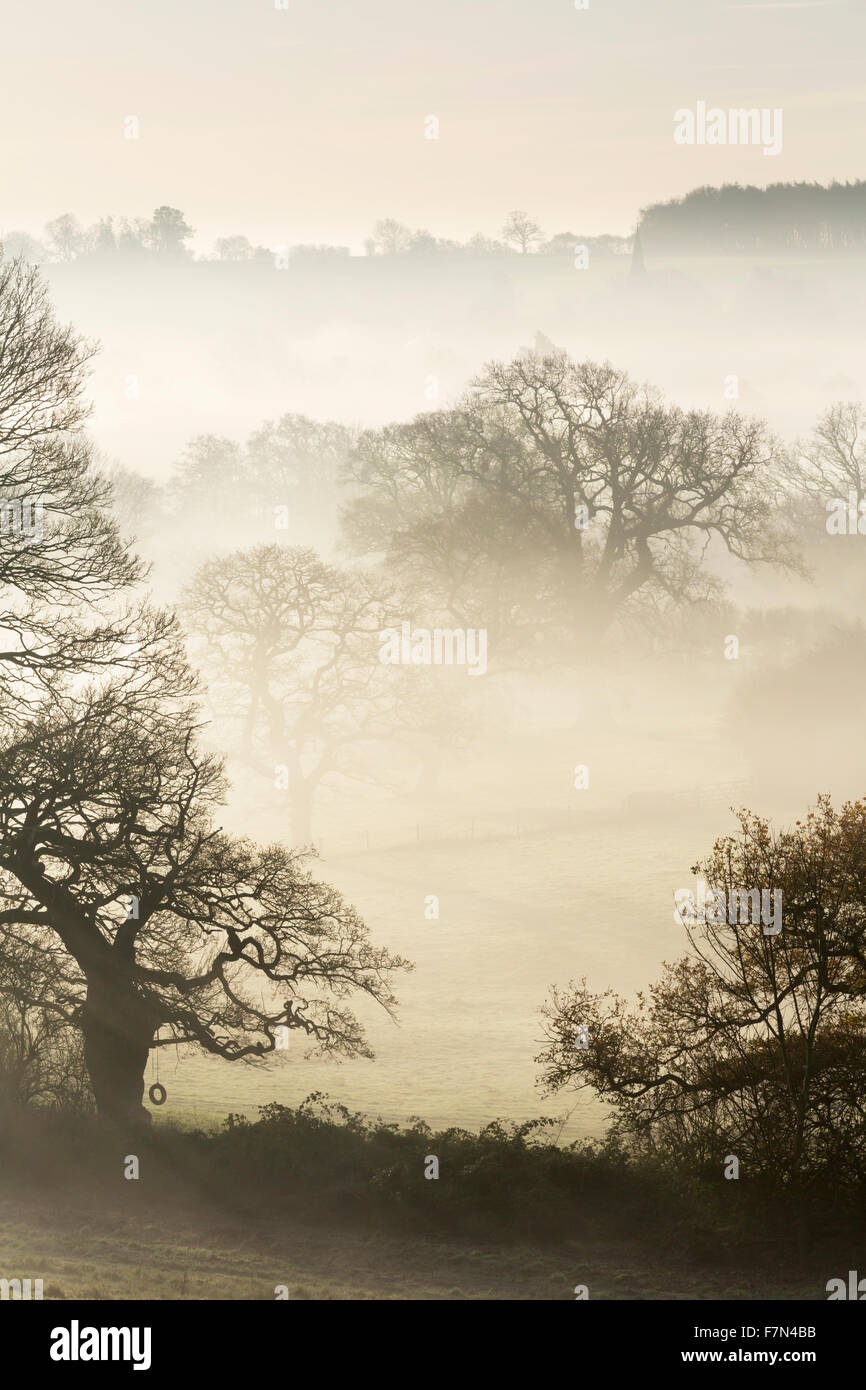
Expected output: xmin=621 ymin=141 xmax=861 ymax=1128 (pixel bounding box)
xmin=343 ymin=352 xmax=798 ymax=658
xmin=538 ymin=797 xmax=866 ymax=1185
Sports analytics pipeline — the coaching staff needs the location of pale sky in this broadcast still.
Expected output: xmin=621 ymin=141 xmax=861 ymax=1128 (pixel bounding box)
xmin=1 ymin=0 xmax=864 ymax=251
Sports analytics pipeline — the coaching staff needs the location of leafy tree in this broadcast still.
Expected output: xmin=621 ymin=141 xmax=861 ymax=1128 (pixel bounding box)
xmin=148 ymin=206 xmax=195 ymax=257
xmin=90 ymin=217 xmax=118 ymax=255
xmin=638 ymin=180 xmax=866 ymax=256
xmin=116 ymin=217 xmax=151 ymax=254
xmin=538 ymin=798 xmax=866 ymax=1186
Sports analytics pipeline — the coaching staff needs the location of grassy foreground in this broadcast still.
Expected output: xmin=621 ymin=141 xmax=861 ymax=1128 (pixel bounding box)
xmin=0 ymin=1096 xmax=858 ymax=1300
xmin=0 ymin=1192 xmax=821 ymax=1301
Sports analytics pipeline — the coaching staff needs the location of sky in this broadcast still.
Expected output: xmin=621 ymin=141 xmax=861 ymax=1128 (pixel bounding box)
xmin=1 ymin=0 xmax=865 ymax=252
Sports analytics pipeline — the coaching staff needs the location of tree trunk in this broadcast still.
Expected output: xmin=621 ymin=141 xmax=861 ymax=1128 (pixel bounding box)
xmin=81 ymin=975 xmax=156 ymax=1125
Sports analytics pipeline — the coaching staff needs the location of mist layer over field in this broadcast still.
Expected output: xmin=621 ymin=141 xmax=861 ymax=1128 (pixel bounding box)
xmin=38 ymin=245 xmax=863 ymax=1138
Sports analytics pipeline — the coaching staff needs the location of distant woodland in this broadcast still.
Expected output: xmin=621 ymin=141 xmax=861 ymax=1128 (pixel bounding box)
xmin=637 ymin=180 xmax=866 ymax=256
xmin=6 ymin=182 xmax=866 ymax=270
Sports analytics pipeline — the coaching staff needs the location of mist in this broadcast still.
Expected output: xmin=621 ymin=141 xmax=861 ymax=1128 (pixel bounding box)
xmin=3 ymin=0 xmax=866 ymax=1331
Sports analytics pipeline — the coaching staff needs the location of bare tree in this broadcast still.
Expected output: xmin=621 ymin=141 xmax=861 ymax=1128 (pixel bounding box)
xmin=0 ymin=931 xmax=91 ymax=1110
xmin=214 ymin=235 xmax=255 ymax=261
xmin=0 ymin=257 xmax=406 ymax=1126
xmin=0 ymin=685 xmax=410 ymax=1123
xmin=181 ymin=545 xmax=437 ymax=843
xmin=501 ymin=210 xmax=542 ymax=254
xmin=167 ymin=434 xmax=248 ymax=524
xmin=0 ymin=231 xmax=46 ymax=265
xmin=0 ymin=254 xmax=178 ymax=707
xmin=796 ymin=401 xmax=866 ymax=505
xmin=344 ymin=353 xmax=800 ymax=655
xmin=44 ymin=214 xmax=86 ymax=262
xmin=370 ymin=219 xmax=414 ymax=255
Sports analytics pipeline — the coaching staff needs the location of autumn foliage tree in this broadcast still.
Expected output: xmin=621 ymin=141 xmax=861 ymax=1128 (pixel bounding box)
xmin=538 ymin=798 xmax=866 ymax=1187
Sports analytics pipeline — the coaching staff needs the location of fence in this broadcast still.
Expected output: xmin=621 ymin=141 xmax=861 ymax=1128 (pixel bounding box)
xmin=311 ymin=781 xmax=754 ymax=858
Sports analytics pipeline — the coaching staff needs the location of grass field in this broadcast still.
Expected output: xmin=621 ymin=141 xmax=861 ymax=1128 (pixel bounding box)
xmin=0 ymin=1188 xmax=825 ymax=1302
xmin=0 ymin=1099 xmax=848 ymax=1302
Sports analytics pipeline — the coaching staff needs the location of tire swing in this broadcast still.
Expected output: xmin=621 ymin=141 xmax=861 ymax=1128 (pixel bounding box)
xmin=148 ymin=1028 xmax=167 ymax=1107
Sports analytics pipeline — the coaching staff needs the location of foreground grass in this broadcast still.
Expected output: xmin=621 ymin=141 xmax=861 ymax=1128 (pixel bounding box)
xmin=0 ymin=1097 xmax=861 ymax=1300
xmin=0 ymin=1192 xmax=823 ymax=1301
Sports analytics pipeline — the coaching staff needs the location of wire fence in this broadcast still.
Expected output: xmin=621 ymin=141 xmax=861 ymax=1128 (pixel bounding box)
xmin=312 ymin=780 xmax=754 ymax=858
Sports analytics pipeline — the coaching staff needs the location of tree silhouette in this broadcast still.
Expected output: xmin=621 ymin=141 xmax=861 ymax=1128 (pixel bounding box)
xmin=369 ymin=219 xmax=414 ymax=255
xmin=214 ymin=235 xmax=254 ymax=261
xmin=181 ymin=545 xmax=431 ymax=843
xmin=44 ymin=214 xmax=87 ymax=262
xmin=344 ymin=352 xmax=798 ymax=655
xmin=538 ymin=798 xmax=866 ymax=1185
xmin=0 ymin=686 xmax=410 ymax=1123
xmin=148 ymin=206 xmax=195 ymax=257
xmin=502 ymin=210 xmax=542 ymax=254
xmin=638 ymin=180 xmax=866 ymax=256
xmin=244 ymin=413 xmax=354 ymax=535
xmin=0 ymin=257 xmax=409 ymax=1124
xmin=796 ymin=401 xmax=866 ymax=506
xmin=0 ymin=253 xmax=171 ymax=707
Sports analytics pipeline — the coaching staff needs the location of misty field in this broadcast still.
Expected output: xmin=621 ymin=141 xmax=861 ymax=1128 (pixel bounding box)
xmin=145 ymin=673 xmax=762 ymax=1139
xmin=167 ymin=812 xmax=703 ymax=1139
xmin=5 ymin=158 xmax=866 ymax=1313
